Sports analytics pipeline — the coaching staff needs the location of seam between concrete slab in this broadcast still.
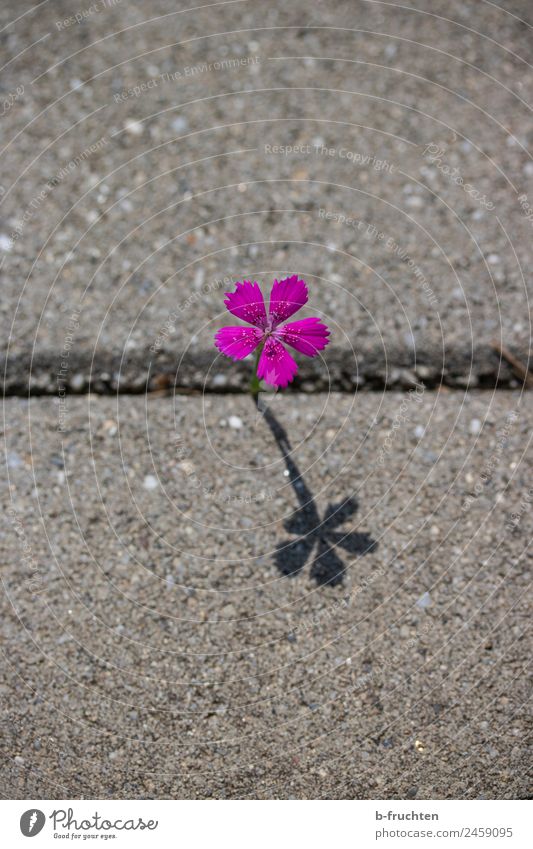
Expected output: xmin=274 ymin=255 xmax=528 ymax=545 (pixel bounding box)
xmin=2 ymin=342 xmax=531 ymax=395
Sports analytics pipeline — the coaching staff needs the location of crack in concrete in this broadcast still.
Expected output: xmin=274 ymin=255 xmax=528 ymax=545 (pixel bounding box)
xmin=2 ymin=343 xmax=531 ymax=395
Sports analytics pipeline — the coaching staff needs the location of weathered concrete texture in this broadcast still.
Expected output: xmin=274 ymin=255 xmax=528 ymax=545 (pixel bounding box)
xmin=2 ymin=340 xmax=531 ymax=395
xmin=0 ymin=1 xmax=532 ymax=389
xmin=1 ymin=392 xmax=531 ymax=798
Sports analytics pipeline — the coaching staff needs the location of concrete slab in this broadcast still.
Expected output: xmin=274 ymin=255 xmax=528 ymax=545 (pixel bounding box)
xmin=1 ymin=391 xmax=531 ymax=798
xmin=1 ymin=1 xmax=532 ymax=390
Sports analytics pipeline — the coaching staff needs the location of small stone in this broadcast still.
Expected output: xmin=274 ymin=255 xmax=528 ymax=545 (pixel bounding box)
xmin=212 ymin=374 xmax=228 ymax=388
xmin=414 ymin=425 xmax=425 ymax=439
xmin=171 ymin=116 xmax=188 ymax=132
xmin=193 ymin=268 xmax=205 ymax=289
xmin=7 ymin=451 xmax=22 ymax=468
xmin=70 ymin=373 xmax=85 ymax=391
xmin=470 ymin=418 xmax=482 ymax=435
xmin=143 ymin=474 xmax=158 ymax=490
xmin=457 ymin=374 xmax=479 ymax=388
xmin=102 ymin=419 xmax=118 ymax=436
xmin=14 ymin=755 xmax=24 ymax=765
xmin=416 ymin=591 xmax=432 ymax=609
xmin=398 ymin=370 xmax=418 ymax=388
xmin=0 ymin=234 xmax=12 ymax=251
xmin=125 ymin=120 xmax=143 ymax=135
xmin=228 ymin=415 xmax=243 ymax=429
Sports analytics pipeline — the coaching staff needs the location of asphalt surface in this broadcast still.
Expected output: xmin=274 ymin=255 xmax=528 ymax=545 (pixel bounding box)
xmin=0 ymin=0 xmax=532 ymax=390
xmin=1 ymin=391 xmax=531 ymax=798
xmin=0 ymin=0 xmax=532 ymax=802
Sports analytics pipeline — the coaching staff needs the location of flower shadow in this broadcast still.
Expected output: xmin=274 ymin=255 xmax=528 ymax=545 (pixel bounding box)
xmin=257 ymin=400 xmax=377 ymax=586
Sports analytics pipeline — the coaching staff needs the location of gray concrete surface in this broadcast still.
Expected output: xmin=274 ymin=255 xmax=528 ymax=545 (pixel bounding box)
xmin=0 ymin=0 xmax=532 ymax=804
xmin=1 ymin=0 xmax=532 ymax=391
xmin=1 ymin=391 xmax=531 ymax=798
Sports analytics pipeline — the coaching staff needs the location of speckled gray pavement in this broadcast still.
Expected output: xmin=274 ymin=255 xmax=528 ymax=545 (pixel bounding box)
xmin=1 ymin=0 xmax=532 ymax=801
xmin=0 ymin=0 xmax=532 ymax=390
xmin=1 ymin=391 xmax=532 ymax=798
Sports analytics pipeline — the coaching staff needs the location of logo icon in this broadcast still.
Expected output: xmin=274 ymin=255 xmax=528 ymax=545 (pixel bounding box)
xmin=20 ymin=810 xmax=45 ymax=837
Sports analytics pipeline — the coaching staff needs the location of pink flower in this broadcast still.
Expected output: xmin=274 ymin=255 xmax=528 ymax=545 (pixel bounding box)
xmin=214 ymin=276 xmax=330 ymax=388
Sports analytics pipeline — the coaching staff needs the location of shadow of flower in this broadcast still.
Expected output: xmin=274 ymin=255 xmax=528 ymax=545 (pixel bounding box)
xmin=257 ymin=399 xmax=377 ymax=586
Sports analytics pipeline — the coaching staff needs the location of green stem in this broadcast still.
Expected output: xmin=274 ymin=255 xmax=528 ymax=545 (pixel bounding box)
xmin=250 ymin=344 xmax=263 ymax=401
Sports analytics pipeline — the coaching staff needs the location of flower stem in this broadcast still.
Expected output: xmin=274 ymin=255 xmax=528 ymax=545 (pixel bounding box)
xmin=250 ymin=345 xmax=262 ymax=400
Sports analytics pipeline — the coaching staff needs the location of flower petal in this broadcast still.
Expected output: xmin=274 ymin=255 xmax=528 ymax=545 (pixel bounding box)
xmin=268 ymin=275 xmax=308 ymax=325
xmin=256 ymin=337 xmax=298 ymax=388
xmin=277 ymin=317 xmax=330 ymax=357
xmin=214 ymin=325 xmax=262 ymax=360
xmin=223 ymin=280 xmax=267 ymax=327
